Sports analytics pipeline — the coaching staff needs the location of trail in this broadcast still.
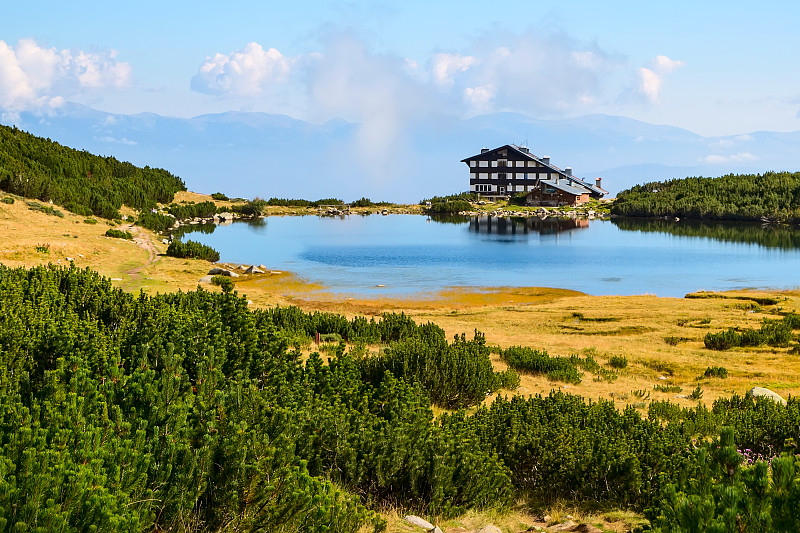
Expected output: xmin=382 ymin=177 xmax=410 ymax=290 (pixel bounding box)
xmin=122 ymin=225 xmax=161 ymax=291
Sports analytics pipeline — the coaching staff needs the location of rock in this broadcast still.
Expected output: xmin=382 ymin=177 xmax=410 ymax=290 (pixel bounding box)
xmin=162 ymin=238 xmax=169 ymax=244
xmin=244 ymin=265 xmax=264 ymax=274
xmin=208 ymin=267 xmax=239 ymax=278
xmin=270 ymin=271 xmax=282 ymax=275
xmin=198 ymin=275 xmax=213 ymax=283
xmin=658 ymin=376 xmax=668 ymax=380
xmin=747 ymin=386 xmax=787 ymax=405
xmin=404 ymin=515 xmax=434 ymax=530
xmin=549 ymin=521 xmax=577 ymax=531
xmin=65 ymin=257 xmax=74 ymax=262
xmin=258 ymin=264 xmax=268 ymax=271
xmin=476 ymin=526 xmax=502 ymax=533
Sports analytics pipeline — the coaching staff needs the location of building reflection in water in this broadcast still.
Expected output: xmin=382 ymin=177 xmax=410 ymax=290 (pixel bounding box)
xmin=467 ymin=216 xmax=589 ymax=236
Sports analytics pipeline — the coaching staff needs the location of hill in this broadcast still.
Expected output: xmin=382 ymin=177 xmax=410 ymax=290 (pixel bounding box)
xmin=612 ymin=171 xmax=800 ymax=222
xmin=0 ymin=123 xmax=185 ymax=219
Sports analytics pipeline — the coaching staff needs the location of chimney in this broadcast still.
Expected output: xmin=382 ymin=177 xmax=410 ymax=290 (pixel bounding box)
xmin=481 ymin=147 xmax=489 ymax=154
xmin=542 ymin=156 xmax=550 ymax=165
xmin=565 ymin=167 xmax=572 ymax=176
xmin=595 ymin=177 xmax=602 ymax=188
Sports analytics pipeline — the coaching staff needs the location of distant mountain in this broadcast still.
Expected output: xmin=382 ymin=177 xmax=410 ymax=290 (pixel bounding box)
xmin=6 ymin=103 xmax=798 ymax=202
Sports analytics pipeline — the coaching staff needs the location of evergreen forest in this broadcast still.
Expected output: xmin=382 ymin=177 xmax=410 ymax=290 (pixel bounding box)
xmin=0 ymin=124 xmax=185 ymax=219
xmin=611 ymin=172 xmax=800 ymax=222
xmin=0 ymin=265 xmax=799 ymax=532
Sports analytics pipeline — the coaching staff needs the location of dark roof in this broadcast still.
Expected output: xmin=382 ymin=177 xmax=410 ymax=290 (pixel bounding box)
xmin=538 ymin=179 xmax=588 ymax=196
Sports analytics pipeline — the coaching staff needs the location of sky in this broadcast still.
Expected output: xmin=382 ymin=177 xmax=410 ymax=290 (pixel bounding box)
xmin=1 ymin=0 xmax=799 ymax=138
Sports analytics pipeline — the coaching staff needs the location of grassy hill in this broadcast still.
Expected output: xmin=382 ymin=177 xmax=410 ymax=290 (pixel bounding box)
xmin=0 ymin=123 xmax=185 ymax=219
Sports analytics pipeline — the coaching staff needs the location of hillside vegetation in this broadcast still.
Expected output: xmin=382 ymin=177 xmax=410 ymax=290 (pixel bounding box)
xmin=1 ymin=265 xmax=800 ymax=532
xmin=612 ymin=171 xmax=800 ymax=222
xmin=0 ymin=124 xmax=185 ymax=219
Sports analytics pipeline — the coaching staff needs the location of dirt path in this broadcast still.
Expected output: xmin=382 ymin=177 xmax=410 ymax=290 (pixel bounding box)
xmin=122 ymin=225 xmax=162 ymax=291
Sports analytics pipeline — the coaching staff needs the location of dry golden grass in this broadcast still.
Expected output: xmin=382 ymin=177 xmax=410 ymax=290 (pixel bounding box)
xmin=2 ymin=192 xmax=799 ymax=412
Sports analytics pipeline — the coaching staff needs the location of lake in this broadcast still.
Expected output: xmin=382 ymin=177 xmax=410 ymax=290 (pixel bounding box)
xmin=180 ymin=215 xmax=800 ymax=297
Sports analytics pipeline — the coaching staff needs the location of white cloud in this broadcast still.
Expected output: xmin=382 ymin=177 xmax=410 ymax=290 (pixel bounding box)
xmin=634 ymin=55 xmax=684 ymax=102
xmin=0 ymin=38 xmax=131 ymax=111
xmin=191 ymin=42 xmax=293 ymax=96
xmin=452 ymin=32 xmax=624 ymax=116
xmin=463 ymin=85 xmax=494 ymax=113
xmin=703 ymin=152 xmax=758 ymax=164
xmin=430 ymin=53 xmax=477 ymax=87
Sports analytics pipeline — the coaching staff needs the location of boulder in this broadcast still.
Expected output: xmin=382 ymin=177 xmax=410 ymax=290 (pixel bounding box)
xmin=208 ymin=267 xmax=239 ymax=278
xmin=476 ymin=526 xmax=502 ymax=533
xmin=244 ymin=265 xmax=264 ymax=274
xmin=403 ymin=516 xmax=441 ymax=532
xmin=549 ymin=521 xmax=577 ymax=532
xmin=747 ymin=387 xmax=787 ymax=405
xmin=404 ymin=516 xmax=433 ymax=530
xmin=198 ymin=275 xmax=214 ymax=283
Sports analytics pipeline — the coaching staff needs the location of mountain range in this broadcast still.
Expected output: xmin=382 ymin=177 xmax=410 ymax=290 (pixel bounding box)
xmin=6 ymin=103 xmax=799 ymax=202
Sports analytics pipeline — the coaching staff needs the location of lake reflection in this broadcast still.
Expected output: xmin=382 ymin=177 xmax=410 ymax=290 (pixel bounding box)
xmin=181 ymin=214 xmax=800 ymax=297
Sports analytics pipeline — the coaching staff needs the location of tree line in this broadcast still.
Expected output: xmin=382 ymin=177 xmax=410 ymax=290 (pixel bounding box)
xmin=612 ymin=172 xmax=800 ymax=222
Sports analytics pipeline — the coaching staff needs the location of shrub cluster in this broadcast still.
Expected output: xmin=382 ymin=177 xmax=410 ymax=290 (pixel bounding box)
xmin=104 ymin=228 xmax=133 ymax=240
xmin=705 ymin=315 xmax=799 ymax=350
xmin=167 ymin=200 xmax=217 ymax=220
xmin=166 ymin=239 xmax=220 ymax=262
xmin=136 ymin=210 xmax=175 ymax=232
xmin=1 ymin=265 xmax=800 ymax=531
xmin=210 ymin=192 xmax=228 ymax=201
xmin=500 ymin=346 xmax=582 ymax=384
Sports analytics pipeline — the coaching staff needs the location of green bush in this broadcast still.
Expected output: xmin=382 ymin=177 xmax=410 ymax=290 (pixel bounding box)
xmin=211 ymin=192 xmax=229 ymax=201
xmin=137 ymin=211 xmax=175 ymax=232
xmin=105 ymin=228 xmax=133 ymax=240
xmin=428 ymin=199 xmax=472 ymax=213
xmin=64 ymin=202 xmax=93 ymax=216
xmin=166 ymin=239 xmax=220 ymax=262
xmin=26 ymin=200 xmax=64 ymax=217
xmin=501 ymin=346 xmax=582 ymax=384
xmin=210 ymin=275 xmax=234 ymax=292
xmin=83 ymin=218 xmax=98 ymax=224
xmin=701 ymin=366 xmax=729 ymax=379
xmin=1 ymin=196 xmax=13 ymax=204
xmin=608 ymin=355 xmax=629 ymax=369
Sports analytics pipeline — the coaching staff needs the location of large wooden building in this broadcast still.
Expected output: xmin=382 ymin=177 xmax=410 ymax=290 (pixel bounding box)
xmin=461 ymin=144 xmax=607 ymax=206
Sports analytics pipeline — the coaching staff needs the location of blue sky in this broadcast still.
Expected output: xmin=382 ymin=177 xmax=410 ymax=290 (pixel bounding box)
xmin=1 ymin=0 xmax=799 ymax=137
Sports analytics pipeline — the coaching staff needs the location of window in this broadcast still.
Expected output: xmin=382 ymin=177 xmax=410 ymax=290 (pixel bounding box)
xmin=498 ymin=173 xmax=506 ymax=180
xmin=498 ymin=159 xmax=508 ymax=167
xmin=479 ymin=160 xmax=488 ymax=168
xmin=470 ymin=161 xmax=476 ymax=167
xmin=516 ymin=160 xmax=525 ymax=167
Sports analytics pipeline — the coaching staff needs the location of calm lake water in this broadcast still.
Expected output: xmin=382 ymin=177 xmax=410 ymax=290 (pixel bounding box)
xmin=181 ymin=215 xmax=800 ymax=297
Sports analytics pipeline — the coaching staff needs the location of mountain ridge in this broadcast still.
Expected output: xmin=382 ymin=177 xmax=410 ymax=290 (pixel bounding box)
xmin=6 ymin=103 xmax=797 ymax=202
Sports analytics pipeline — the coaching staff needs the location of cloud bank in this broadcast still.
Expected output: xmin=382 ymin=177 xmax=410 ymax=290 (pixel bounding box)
xmin=190 ymin=42 xmax=293 ymax=96
xmin=0 ymin=39 xmax=131 ymax=112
